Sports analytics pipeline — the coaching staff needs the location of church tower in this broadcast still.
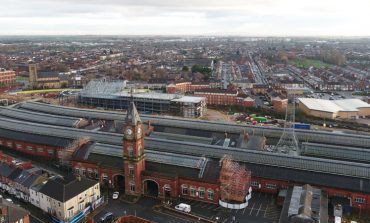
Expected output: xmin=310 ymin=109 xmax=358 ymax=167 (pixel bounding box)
xmin=123 ymin=101 xmax=145 ymax=196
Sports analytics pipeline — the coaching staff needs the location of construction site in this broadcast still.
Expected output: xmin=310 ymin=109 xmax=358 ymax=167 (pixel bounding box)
xmin=77 ymin=80 xmax=207 ymax=118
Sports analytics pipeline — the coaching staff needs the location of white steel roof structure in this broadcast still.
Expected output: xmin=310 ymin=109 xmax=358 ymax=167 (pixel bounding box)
xmin=298 ymin=98 xmax=370 ymax=113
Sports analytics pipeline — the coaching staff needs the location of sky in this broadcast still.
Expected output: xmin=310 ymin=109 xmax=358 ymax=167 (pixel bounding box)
xmin=0 ymin=0 xmax=370 ymax=36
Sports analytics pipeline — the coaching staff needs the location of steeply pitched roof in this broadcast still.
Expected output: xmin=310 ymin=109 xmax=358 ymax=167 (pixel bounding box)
xmin=0 ymin=163 xmax=17 ymax=178
xmin=38 ymin=175 xmax=98 ymax=202
xmin=125 ymin=102 xmax=141 ymax=125
xmin=7 ymin=168 xmax=23 ymax=181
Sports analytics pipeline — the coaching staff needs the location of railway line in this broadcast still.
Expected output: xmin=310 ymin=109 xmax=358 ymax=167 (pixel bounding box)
xmin=0 ymin=116 xmax=369 ymax=179
xmin=18 ymin=102 xmax=370 ymax=148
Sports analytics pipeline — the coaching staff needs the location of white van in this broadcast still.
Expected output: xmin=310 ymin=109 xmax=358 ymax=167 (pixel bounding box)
xmin=175 ymin=203 xmax=191 ymax=213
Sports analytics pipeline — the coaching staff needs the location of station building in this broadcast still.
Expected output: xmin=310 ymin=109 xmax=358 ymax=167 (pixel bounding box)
xmin=0 ymin=102 xmax=369 ymax=211
xmin=71 ymin=102 xmax=252 ymax=208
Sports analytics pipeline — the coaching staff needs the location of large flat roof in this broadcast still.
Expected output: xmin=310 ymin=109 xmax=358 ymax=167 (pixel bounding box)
xmin=172 ymin=96 xmax=205 ymax=103
xmin=298 ymin=98 xmax=370 ymax=113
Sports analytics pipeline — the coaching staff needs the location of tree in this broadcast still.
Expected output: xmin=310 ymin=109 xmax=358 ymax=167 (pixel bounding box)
xmin=182 ymin=66 xmax=189 ymax=72
xmin=191 ymin=64 xmax=211 ymax=75
xmin=278 ymin=50 xmax=289 ymax=64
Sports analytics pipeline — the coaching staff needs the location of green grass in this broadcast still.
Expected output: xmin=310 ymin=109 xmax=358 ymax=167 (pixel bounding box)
xmin=290 ymin=59 xmax=330 ymax=69
xmin=16 ymin=76 xmax=29 ymax=81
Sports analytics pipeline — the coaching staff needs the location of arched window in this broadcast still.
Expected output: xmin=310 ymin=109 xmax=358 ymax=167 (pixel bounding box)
xmin=128 ymin=165 xmax=134 ymax=176
xmin=198 ymin=187 xmax=205 ymax=198
xmin=129 ymin=181 xmax=136 ymax=192
xmin=128 ymin=146 xmax=134 ymax=157
xmin=181 ymin=184 xmax=188 ymax=195
xmin=207 ymin=189 xmax=214 ymax=200
xmin=190 ymin=186 xmax=197 ymax=197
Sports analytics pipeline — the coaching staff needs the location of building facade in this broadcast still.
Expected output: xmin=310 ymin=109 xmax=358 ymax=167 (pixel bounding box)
xmin=28 ymin=63 xmax=61 ymax=89
xmin=0 ymin=69 xmax=16 ymax=86
xmin=30 ymin=175 xmax=101 ymax=222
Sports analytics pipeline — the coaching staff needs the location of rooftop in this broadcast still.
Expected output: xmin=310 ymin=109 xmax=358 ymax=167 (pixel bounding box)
xmin=298 ymin=98 xmax=370 ymax=113
xmin=38 ymin=175 xmax=98 ymax=202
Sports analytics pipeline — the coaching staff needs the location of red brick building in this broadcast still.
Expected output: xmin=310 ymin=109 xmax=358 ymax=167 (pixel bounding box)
xmin=0 ymin=69 xmax=16 ymax=86
xmin=194 ymin=88 xmax=255 ymax=108
xmin=0 ymin=104 xmax=369 ymax=211
xmin=0 ymin=128 xmax=73 ymax=159
xmin=166 ymin=81 xmax=221 ymax=94
xmin=71 ymin=102 xmax=223 ymax=204
xmin=272 ymin=97 xmax=288 ymax=112
xmin=166 ymin=81 xmax=191 ymax=94
xmin=194 ymin=88 xmax=238 ymax=106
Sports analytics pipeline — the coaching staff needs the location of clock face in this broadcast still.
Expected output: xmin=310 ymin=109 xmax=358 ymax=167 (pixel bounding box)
xmin=125 ymin=127 xmax=133 ymax=136
xmin=137 ymin=127 xmax=142 ymax=135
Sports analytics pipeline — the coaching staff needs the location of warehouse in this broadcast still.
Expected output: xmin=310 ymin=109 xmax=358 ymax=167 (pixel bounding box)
xmin=298 ymin=98 xmax=370 ymax=120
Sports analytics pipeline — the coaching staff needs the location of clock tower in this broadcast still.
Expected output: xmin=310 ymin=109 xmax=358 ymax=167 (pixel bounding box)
xmin=123 ymin=101 xmax=145 ymax=196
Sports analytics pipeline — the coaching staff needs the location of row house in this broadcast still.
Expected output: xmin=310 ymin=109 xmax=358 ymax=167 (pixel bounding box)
xmin=30 ymin=175 xmax=101 ymax=223
xmin=0 ymin=162 xmax=46 ymax=202
xmin=194 ymin=88 xmax=256 ymax=108
xmin=167 ymin=81 xmax=220 ymax=94
xmin=194 ymin=88 xmax=239 ymax=106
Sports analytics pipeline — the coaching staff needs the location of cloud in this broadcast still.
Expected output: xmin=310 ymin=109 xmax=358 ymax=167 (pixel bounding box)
xmin=0 ymin=0 xmax=369 ymax=36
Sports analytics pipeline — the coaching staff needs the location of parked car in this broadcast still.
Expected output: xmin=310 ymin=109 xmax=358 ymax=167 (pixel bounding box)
xmin=112 ymin=191 xmax=119 ymax=200
xmin=100 ymin=212 xmax=114 ymax=223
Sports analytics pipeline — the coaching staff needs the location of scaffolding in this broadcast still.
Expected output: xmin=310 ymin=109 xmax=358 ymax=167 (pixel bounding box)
xmin=274 ymin=97 xmax=299 ymax=155
xmin=80 ymin=80 xmax=126 ymax=96
xmin=219 ymin=155 xmax=251 ymax=203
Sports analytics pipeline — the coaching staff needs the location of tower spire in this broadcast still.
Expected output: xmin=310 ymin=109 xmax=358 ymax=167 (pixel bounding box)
xmin=126 ymin=89 xmax=141 ymax=126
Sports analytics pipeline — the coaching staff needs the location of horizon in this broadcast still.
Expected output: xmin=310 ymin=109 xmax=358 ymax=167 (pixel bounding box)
xmin=1 ymin=0 xmax=370 ymax=36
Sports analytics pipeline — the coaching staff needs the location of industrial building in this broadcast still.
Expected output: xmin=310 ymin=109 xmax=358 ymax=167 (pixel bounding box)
xmin=77 ymin=80 xmax=207 ymax=118
xmin=298 ymin=98 xmax=370 ymax=119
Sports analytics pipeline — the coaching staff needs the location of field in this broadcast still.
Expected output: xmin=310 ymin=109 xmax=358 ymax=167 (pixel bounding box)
xmin=290 ymin=59 xmax=330 ymax=69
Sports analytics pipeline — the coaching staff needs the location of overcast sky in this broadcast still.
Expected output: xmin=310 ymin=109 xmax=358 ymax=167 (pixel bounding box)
xmin=1 ymin=0 xmax=369 ymax=36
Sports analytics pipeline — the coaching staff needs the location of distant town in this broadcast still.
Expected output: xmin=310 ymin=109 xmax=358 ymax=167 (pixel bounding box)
xmin=0 ymin=36 xmax=369 ymax=223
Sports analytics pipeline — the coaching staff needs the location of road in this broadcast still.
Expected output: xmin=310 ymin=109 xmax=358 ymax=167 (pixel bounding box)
xmin=249 ymin=53 xmax=268 ymax=85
